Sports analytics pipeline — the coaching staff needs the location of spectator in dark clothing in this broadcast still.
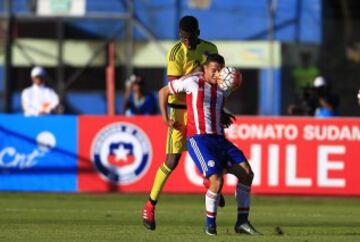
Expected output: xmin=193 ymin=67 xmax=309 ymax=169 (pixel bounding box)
xmin=123 ymin=75 xmax=158 ymax=116
xmin=287 ymin=86 xmax=319 ymax=116
xmin=313 ymin=76 xmax=340 ymax=118
xmin=287 ymin=76 xmax=339 ymax=117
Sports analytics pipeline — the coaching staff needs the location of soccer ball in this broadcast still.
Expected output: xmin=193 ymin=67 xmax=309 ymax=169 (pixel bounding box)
xmin=218 ymin=67 xmax=241 ymax=92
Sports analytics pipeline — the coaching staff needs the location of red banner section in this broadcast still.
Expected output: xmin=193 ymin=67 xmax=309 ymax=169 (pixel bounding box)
xmin=78 ymin=116 xmax=360 ymax=196
xmin=78 ymin=116 xmax=167 ymax=192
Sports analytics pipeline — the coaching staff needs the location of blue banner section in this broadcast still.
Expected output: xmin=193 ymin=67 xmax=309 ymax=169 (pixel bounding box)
xmin=0 ymin=115 xmax=77 ymax=192
xmin=0 ymin=65 xmax=3 ymax=111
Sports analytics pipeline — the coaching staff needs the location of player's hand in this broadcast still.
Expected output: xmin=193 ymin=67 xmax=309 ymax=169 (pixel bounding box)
xmin=166 ymin=119 xmax=183 ymax=130
xmin=221 ymin=109 xmax=236 ymax=128
xmin=125 ymin=75 xmax=137 ymax=89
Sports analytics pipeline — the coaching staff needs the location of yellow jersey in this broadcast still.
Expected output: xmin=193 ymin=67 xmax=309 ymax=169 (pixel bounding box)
xmin=166 ymin=39 xmax=218 ymax=105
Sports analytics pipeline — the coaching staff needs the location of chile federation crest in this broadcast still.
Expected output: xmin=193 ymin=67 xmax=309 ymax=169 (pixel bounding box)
xmin=91 ymin=122 xmax=152 ymax=185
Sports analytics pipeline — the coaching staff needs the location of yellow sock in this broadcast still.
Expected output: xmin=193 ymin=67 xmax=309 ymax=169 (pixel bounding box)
xmin=149 ymin=163 xmax=172 ymax=202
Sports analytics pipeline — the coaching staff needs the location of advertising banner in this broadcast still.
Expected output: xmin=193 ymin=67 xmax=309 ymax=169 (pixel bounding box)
xmin=164 ymin=117 xmax=360 ymax=195
xmin=3 ymin=115 xmax=358 ymax=195
xmin=78 ymin=116 xmax=360 ymax=196
xmin=0 ymin=115 xmax=77 ymax=192
xmin=223 ymin=117 xmax=360 ymax=195
xmin=78 ymin=116 xmax=167 ymax=192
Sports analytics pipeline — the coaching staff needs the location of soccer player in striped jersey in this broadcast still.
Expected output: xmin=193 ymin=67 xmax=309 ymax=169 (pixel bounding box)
xmin=142 ymin=16 xmax=232 ymax=230
xmin=158 ymin=54 xmax=262 ymax=236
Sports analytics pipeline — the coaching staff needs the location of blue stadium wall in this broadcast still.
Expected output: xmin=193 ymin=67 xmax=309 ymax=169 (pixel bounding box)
xmin=0 ymin=0 xmax=322 ymax=115
xmin=2 ymin=0 xmax=321 ymax=42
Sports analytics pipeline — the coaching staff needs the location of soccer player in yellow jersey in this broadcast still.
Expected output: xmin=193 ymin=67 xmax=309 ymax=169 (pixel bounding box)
xmin=142 ymin=16 xmax=232 ymax=230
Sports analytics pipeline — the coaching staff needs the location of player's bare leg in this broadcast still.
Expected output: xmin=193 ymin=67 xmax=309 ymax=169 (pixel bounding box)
xmin=203 ymin=178 xmax=226 ymax=207
xmin=227 ymin=162 xmax=263 ymax=236
xmin=142 ymin=153 xmax=226 ymax=230
xmin=142 ymin=153 xmax=181 ymax=230
xmin=204 ymin=174 xmax=223 ymax=236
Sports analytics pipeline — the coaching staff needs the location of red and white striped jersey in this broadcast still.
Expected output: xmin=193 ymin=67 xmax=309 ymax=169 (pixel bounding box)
xmin=169 ymin=73 xmax=230 ymax=137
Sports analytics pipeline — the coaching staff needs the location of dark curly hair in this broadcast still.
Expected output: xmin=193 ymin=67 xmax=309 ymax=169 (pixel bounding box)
xmin=179 ymin=15 xmax=199 ymax=32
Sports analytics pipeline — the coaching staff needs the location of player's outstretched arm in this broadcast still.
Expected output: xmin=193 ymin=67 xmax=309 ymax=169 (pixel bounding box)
xmin=158 ymin=86 xmax=170 ymax=123
xmin=158 ymin=86 xmax=182 ymax=130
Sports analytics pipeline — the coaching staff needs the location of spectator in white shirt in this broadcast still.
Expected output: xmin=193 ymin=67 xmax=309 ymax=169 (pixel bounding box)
xmin=21 ymin=66 xmax=59 ymax=116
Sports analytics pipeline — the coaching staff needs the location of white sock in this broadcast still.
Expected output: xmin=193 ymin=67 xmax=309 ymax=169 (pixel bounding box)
xmin=205 ymin=190 xmax=219 ymax=226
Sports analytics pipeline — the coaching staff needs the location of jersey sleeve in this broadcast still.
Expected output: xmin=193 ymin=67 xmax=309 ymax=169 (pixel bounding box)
xmin=49 ymin=89 xmax=59 ymax=111
xmin=166 ymin=43 xmax=184 ymax=77
xmin=168 ymin=76 xmax=195 ymax=95
xmin=21 ymin=89 xmax=33 ymax=115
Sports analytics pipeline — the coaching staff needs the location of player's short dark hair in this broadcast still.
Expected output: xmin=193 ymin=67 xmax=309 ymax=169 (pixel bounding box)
xmin=205 ymin=53 xmax=225 ymax=66
xmin=179 ymin=15 xmax=199 ymax=32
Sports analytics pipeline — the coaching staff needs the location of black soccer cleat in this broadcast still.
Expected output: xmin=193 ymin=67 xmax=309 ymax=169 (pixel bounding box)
xmin=143 ymin=219 xmax=156 ymax=230
xmin=143 ymin=219 xmax=156 ymax=231
xmin=205 ymin=225 xmax=217 ymax=236
xmin=234 ymin=221 xmax=263 ymax=236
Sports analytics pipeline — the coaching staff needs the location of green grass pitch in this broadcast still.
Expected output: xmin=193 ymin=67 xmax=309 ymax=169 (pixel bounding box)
xmin=0 ymin=193 xmax=359 ymax=242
